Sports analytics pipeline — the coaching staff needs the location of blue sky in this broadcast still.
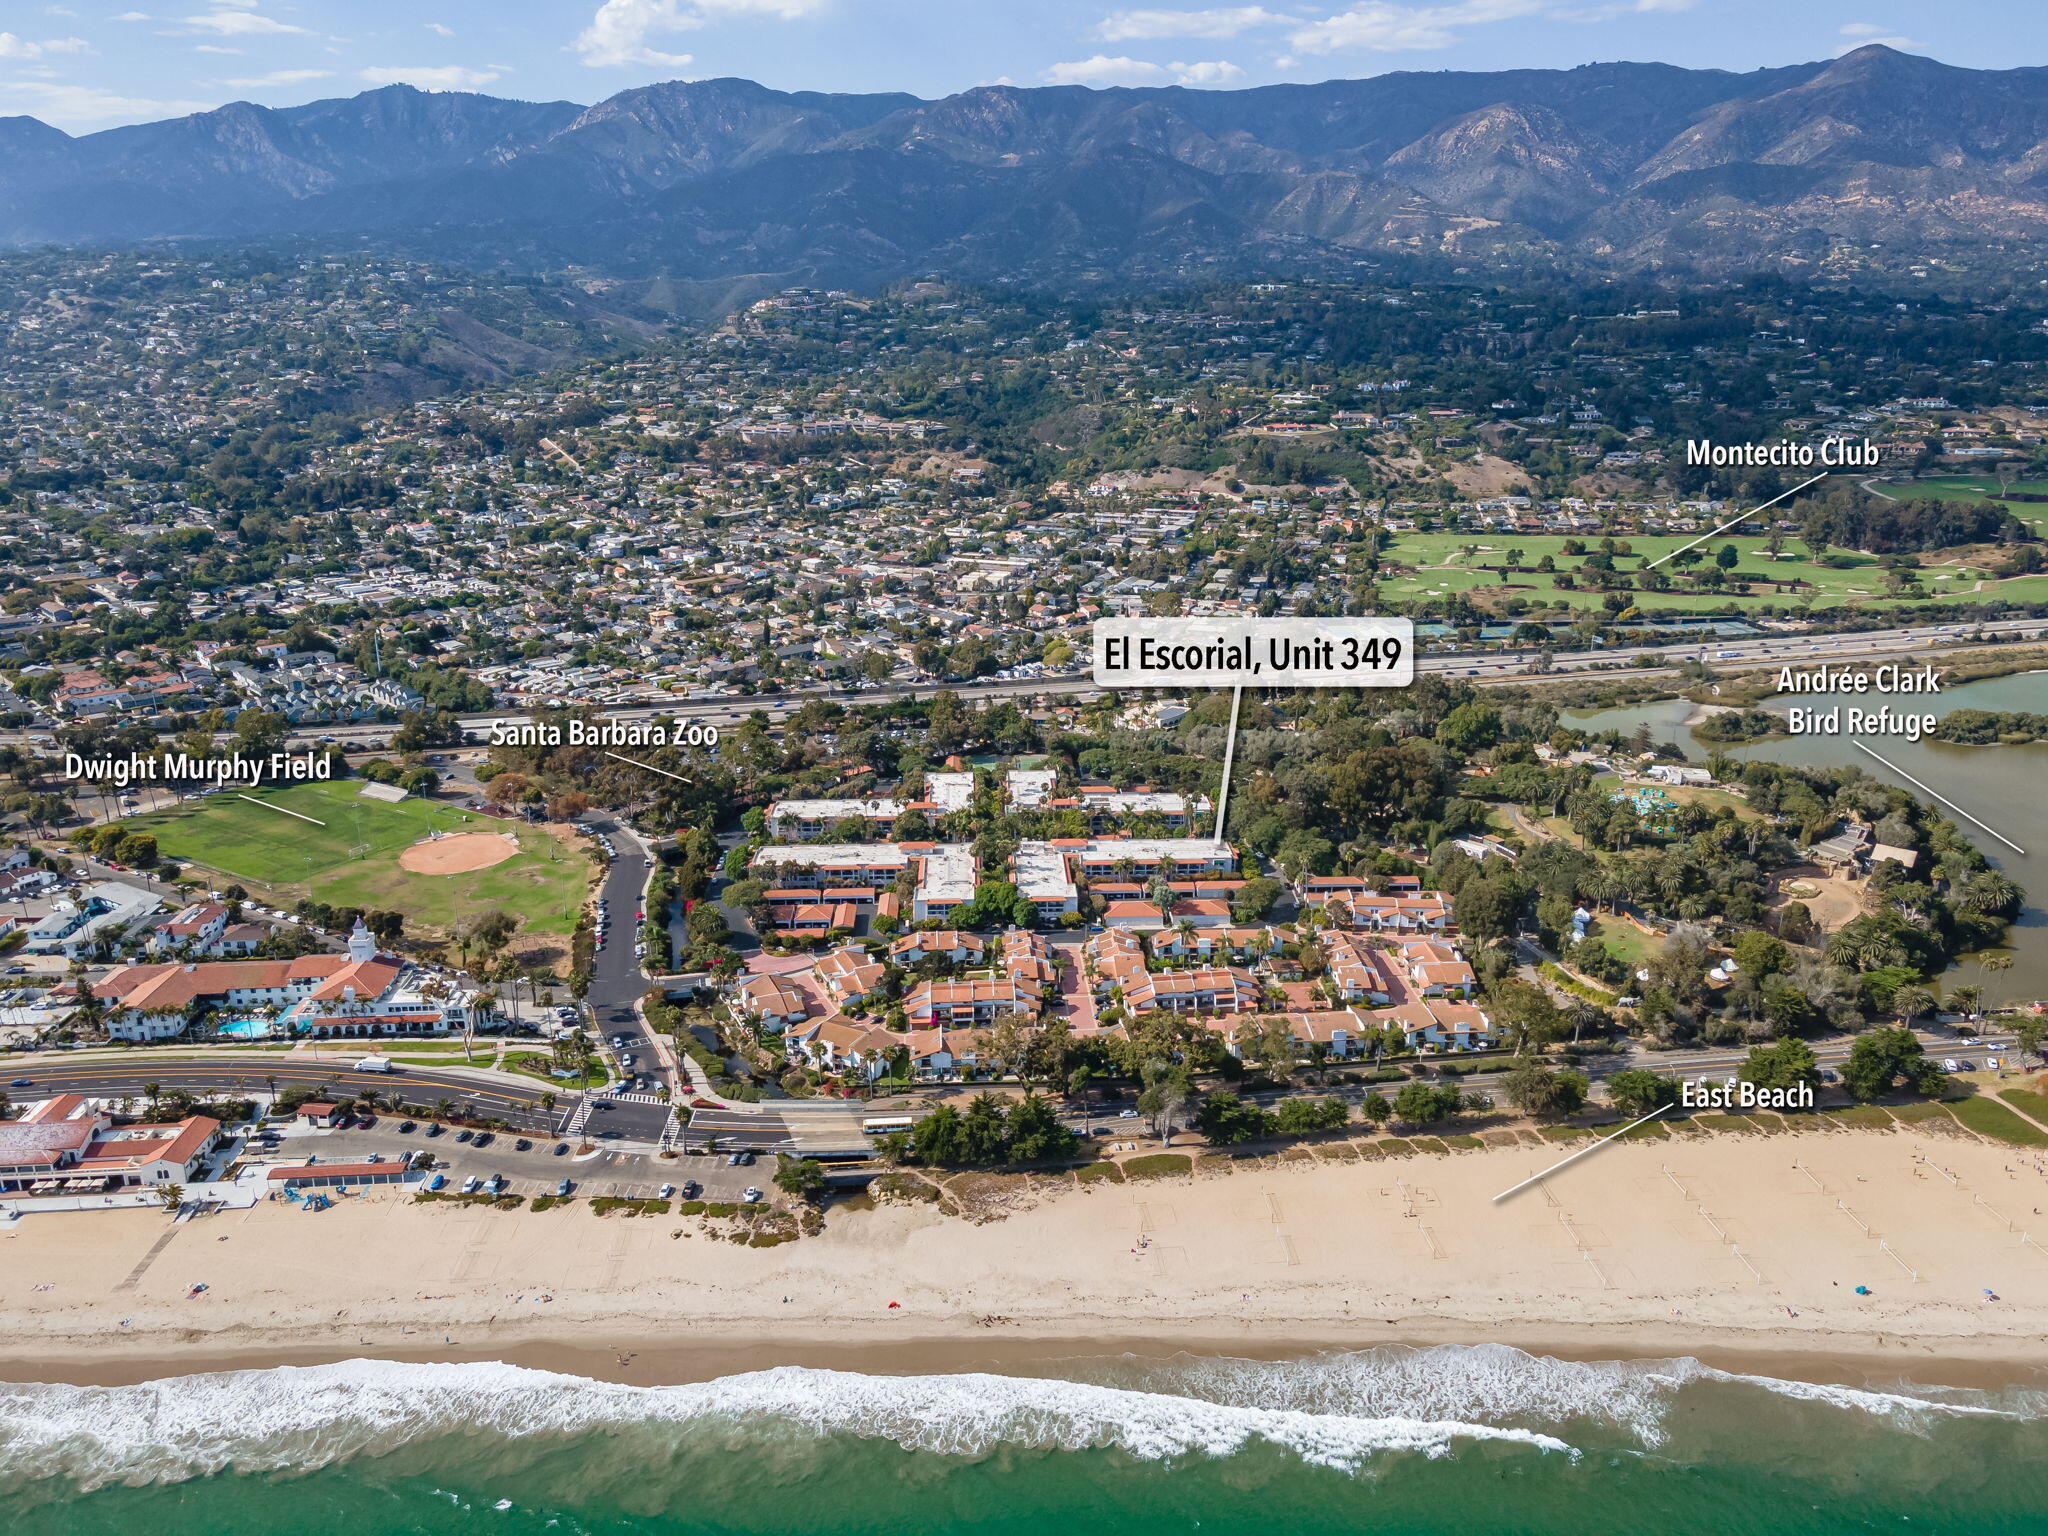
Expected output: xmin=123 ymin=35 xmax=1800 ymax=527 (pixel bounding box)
xmin=0 ymin=1 xmax=2037 ymax=131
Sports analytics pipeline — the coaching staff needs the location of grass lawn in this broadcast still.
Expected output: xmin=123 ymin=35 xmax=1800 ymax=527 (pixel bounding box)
xmin=504 ymin=1051 xmax=606 ymax=1089
xmin=1997 ymin=1087 xmax=2048 ymax=1124
xmin=120 ymin=781 xmax=590 ymax=939
xmin=121 ymin=780 xmax=470 ymax=884
xmin=1585 ymin=916 xmax=1659 ymax=968
xmin=1591 ymin=773 xmax=1762 ymax=822
xmin=1376 ymin=528 xmax=2043 ymax=613
xmin=1888 ymin=1100 xmax=1955 ymax=1125
xmin=1121 ymin=1152 xmax=1192 ymax=1179
xmin=1949 ymin=1096 xmax=2048 ymax=1146
xmin=315 ymin=822 xmax=587 ymax=937
xmin=1823 ymin=1104 xmax=1896 ymax=1129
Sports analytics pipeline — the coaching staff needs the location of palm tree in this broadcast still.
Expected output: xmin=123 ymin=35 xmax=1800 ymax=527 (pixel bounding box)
xmin=1981 ymin=953 xmax=2016 ymax=1007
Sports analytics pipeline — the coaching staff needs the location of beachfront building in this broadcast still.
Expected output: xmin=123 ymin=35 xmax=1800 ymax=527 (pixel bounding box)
xmin=92 ymin=920 xmax=476 ymax=1041
xmin=1121 ymin=966 xmax=1262 ymax=1017
xmin=889 ymin=930 xmax=987 ymax=968
xmin=763 ymin=772 xmax=975 ymax=840
xmin=765 ymin=797 xmax=901 ymax=840
xmin=1323 ymin=932 xmax=1395 ymax=1005
xmin=0 ymin=1094 xmax=222 ymax=1195
xmin=733 ymin=973 xmax=810 ymax=1030
xmin=902 ymin=976 xmax=1038 ymax=1028
xmin=813 ymin=946 xmax=885 ymax=1005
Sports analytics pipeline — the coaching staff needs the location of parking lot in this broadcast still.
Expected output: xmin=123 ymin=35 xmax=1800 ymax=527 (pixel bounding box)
xmin=245 ymin=1120 xmax=773 ymax=1203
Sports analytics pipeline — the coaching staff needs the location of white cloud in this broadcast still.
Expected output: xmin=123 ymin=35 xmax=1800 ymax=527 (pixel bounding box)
xmin=1289 ymin=0 xmax=1542 ymax=55
xmin=425 ymin=21 xmax=454 ymax=35
xmin=0 ymin=32 xmax=89 ymax=59
xmin=1094 ymin=6 xmax=1283 ymax=41
xmin=571 ymin=0 xmax=833 ymax=68
xmin=181 ymin=9 xmax=311 ymax=36
xmin=1044 ymin=54 xmax=1247 ymax=86
xmin=0 ymin=78 xmax=213 ymax=124
xmin=193 ymin=43 xmax=240 ymax=52
xmin=220 ymin=67 xmax=333 ymax=87
xmin=358 ymin=63 xmax=502 ymax=90
xmin=112 ymin=10 xmax=152 ymax=19
xmin=1838 ymin=20 xmax=1916 ymax=44
xmin=1172 ymin=59 xmax=1245 ymax=83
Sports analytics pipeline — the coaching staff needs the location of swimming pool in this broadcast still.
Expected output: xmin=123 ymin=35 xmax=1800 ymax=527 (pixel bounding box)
xmin=214 ymin=1017 xmax=276 ymax=1040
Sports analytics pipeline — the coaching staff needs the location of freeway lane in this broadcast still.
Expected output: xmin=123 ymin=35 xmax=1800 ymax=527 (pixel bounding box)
xmin=6 ymin=1057 xmax=571 ymax=1133
xmin=10 ymin=619 xmax=2037 ymax=751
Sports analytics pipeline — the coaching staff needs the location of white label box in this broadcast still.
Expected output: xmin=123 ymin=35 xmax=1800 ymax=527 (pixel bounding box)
xmin=1092 ymin=617 xmax=1415 ymax=689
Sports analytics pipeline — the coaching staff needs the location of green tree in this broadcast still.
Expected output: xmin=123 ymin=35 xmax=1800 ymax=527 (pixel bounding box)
xmin=1196 ymin=1090 xmax=1278 ymax=1145
xmin=1501 ymin=1060 xmax=1589 ymax=1119
xmin=1274 ymin=1096 xmax=1349 ymax=1135
xmin=1391 ymin=1082 xmax=1464 ymax=1128
xmin=773 ymin=1155 xmax=828 ymax=1202
xmin=1740 ymin=1038 xmax=1822 ymax=1103
xmin=1604 ymin=1069 xmax=1679 ymax=1119
xmin=1840 ymin=1027 xmax=1946 ymax=1102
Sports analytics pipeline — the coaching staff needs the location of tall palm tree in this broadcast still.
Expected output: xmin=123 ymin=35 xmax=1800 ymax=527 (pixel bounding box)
xmin=1980 ymin=953 xmax=2015 ymax=1007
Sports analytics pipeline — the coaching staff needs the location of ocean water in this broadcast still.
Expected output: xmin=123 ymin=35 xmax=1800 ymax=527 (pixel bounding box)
xmin=1 ymin=1344 xmax=2044 ymax=1535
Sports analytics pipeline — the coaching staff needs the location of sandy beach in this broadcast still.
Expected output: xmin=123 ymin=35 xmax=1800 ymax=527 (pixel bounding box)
xmin=5 ymin=1127 xmax=2048 ymax=1387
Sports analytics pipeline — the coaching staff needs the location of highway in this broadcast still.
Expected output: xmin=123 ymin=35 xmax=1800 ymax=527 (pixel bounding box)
xmin=15 ymin=618 xmax=2039 ymax=752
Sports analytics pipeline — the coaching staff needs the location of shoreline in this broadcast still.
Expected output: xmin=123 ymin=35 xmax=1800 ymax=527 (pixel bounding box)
xmin=2 ymin=1317 xmax=2045 ymax=1396
xmin=6 ymin=1126 xmax=2047 ymax=1399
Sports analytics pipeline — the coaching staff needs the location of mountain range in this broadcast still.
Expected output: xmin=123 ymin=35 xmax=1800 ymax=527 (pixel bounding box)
xmin=6 ymin=46 xmax=2048 ymax=303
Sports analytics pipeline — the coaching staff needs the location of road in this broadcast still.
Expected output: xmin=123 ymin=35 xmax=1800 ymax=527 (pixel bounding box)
xmin=18 ymin=618 xmax=2039 ymax=752
xmin=576 ymin=817 xmax=677 ymax=1144
xmin=3 ymin=1054 xmax=565 ymax=1132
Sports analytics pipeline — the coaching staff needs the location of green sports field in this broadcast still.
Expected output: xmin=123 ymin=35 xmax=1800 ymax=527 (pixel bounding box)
xmin=119 ymin=780 xmax=588 ymax=937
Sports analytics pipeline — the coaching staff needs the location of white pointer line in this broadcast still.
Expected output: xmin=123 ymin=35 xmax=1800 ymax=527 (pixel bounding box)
xmin=1852 ymin=741 xmax=2027 ymax=855
xmin=604 ymin=750 xmax=692 ymax=784
xmin=1492 ymin=1103 xmax=1676 ymax=1203
xmin=1644 ymin=472 xmax=1830 ymax=569
xmin=1212 ymin=684 xmax=1244 ymax=842
xmin=235 ymin=794 xmax=325 ymax=825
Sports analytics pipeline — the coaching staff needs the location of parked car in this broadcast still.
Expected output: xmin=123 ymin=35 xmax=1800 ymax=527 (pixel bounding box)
xmin=426 ymin=1123 xmax=446 ymax=1138
xmin=455 ymin=1129 xmax=474 ymax=1142
xmin=460 ymin=1175 xmax=480 ymax=1193
xmin=658 ymin=1183 xmax=675 ymax=1199
xmin=515 ymin=1138 xmax=532 ymax=1151
xmin=553 ymin=1142 xmax=570 ymax=1156
xmin=397 ymin=1120 xmax=417 ymax=1134
xmin=742 ymin=1187 xmax=763 ymax=1203
xmin=555 ymin=1178 xmax=573 ymax=1197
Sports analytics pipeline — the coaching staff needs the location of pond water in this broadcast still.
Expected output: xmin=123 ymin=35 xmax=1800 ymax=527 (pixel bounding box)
xmin=1563 ymin=671 xmax=2048 ymax=1004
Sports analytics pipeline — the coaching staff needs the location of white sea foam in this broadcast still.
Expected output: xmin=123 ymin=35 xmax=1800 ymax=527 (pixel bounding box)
xmin=0 ymin=1358 xmax=1572 ymax=1491
xmin=1131 ymin=1343 xmax=1682 ymax=1444
xmin=1092 ymin=1344 xmax=2044 ymax=1448
xmin=1689 ymin=1366 xmax=2035 ymax=1425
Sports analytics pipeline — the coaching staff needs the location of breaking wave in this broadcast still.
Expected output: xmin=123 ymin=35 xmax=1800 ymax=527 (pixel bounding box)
xmin=0 ymin=1344 xmax=2037 ymax=1492
xmin=0 ymin=1357 xmax=1570 ymax=1490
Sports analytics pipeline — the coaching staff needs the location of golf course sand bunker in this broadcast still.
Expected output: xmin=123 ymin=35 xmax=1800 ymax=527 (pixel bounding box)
xmin=399 ymin=831 xmax=520 ymax=874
